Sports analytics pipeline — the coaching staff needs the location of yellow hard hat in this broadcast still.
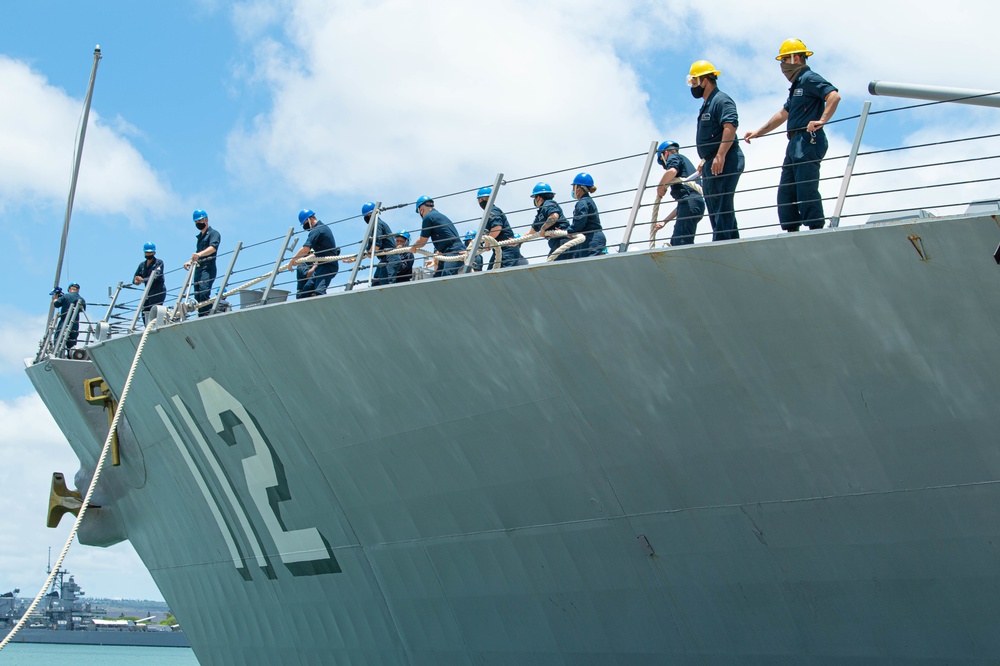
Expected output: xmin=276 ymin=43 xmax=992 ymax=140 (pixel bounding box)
xmin=776 ymin=38 xmax=813 ymax=61
xmin=688 ymin=60 xmax=721 ymax=80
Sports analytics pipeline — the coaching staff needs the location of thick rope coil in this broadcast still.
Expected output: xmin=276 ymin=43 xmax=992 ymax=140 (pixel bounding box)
xmin=0 ymin=322 xmax=156 ymax=652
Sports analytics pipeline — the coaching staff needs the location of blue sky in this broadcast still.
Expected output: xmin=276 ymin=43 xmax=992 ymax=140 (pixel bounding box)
xmin=2 ymin=0 xmax=1000 ymax=601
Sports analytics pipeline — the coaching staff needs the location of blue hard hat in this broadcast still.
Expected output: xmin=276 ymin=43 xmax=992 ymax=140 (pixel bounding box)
xmin=192 ymin=209 xmax=208 ymax=222
xmin=49 ymin=286 xmax=63 ymax=296
xmin=415 ymin=196 xmax=433 ymax=212
xmin=476 ymin=186 xmax=492 ymax=199
xmin=396 ymin=230 xmax=411 ymax=242
xmin=143 ymin=242 xmax=156 ymax=253
xmin=463 ymin=230 xmax=477 ymax=242
xmin=68 ymin=282 xmax=80 ymax=290
xmin=658 ymin=140 xmax=680 ymax=153
xmin=361 ymin=202 xmax=376 ymax=217
xmin=571 ymin=172 xmax=594 ymax=188
xmin=530 ymin=182 xmax=553 ymax=198
xmin=298 ymin=209 xmax=315 ymax=224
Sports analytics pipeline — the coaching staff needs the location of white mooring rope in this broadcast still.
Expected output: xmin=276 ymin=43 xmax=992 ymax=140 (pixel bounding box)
xmin=0 ymin=322 xmax=156 ymax=651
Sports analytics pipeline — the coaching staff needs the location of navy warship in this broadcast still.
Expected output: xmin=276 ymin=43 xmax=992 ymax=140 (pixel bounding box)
xmin=14 ymin=78 xmax=1000 ymax=664
xmin=0 ymin=566 xmax=188 ymax=648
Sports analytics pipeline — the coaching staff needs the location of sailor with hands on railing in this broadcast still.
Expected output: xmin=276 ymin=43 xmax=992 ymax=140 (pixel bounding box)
xmin=51 ymin=282 xmax=86 ymax=349
xmin=411 ymin=196 xmax=466 ymax=277
xmin=133 ymin=242 xmax=166 ymax=314
xmin=529 ymin=182 xmax=571 ymax=259
xmin=475 ymin=187 xmax=527 ymax=269
xmin=743 ymin=39 xmax=840 ymax=232
xmin=653 ymin=141 xmax=706 ymax=246
xmin=184 ymin=209 xmax=221 ymax=316
xmin=393 ymin=231 xmax=415 ymax=282
xmin=462 ymin=231 xmax=485 ymax=272
xmin=344 ymin=202 xmax=403 ymax=286
xmin=567 ymin=172 xmax=606 ymax=257
xmin=689 ymin=59 xmax=744 ymax=241
xmin=283 ymin=209 xmax=340 ymax=296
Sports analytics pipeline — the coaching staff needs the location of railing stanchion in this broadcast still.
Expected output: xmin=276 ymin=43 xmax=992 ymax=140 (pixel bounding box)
xmin=172 ymin=262 xmax=198 ymax=321
xmin=619 ymin=141 xmax=659 ymax=253
xmin=102 ymin=282 xmax=123 ymax=324
xmin=346 ymin=203 xmax=381 ymax=292
xmin=830 ymin=101 xmax=871 ymax=228
xmin=260 ymin=227 xmax=295 ymax=306
xmin=464 ymin=173 xmax=504 ymax=274
xmin=128 ymin=268 xmax=158 ymax=334
xmin=211 ymin=242 xmax=242 ymax=315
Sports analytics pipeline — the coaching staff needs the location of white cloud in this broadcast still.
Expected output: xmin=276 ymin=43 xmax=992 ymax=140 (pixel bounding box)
xmin=0 ymin=56 xmax=175 ymax=222
xmin=226 ymin=0 xmax=659 ymax=204
xmin=0 ymin=308 xmax=46 ymax=374
xmin=0 ymin=393 xmax=162 ymax=600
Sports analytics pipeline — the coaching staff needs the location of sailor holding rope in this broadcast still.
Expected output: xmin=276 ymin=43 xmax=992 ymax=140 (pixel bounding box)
xmin=653 ymin=141 xmax=705 ymax=246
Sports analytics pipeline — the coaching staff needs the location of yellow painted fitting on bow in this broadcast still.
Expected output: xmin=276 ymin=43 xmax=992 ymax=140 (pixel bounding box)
xmin=47 ymin=472 xmax=83 ymax=528
xmin=84 ymin=377 xmax=120 ymax=466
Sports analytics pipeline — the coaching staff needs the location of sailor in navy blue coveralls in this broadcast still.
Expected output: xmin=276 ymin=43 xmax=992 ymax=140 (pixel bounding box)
xmin=357 ymin=212 xmax=402 ymax=286
xmin=690 ymin=63 xmax=744 ymax=241
xmin=184 ymin=211 xmax=221 ymax=316
xmin=52 ymin=283 xmax=86 ymax=348
xmin=411 ymin=199 xmax=465 ymax=277
xmin=568 ymin=187 xmax=606 ymax=257
xmin=476 ymin=191 xmax=527 ymax=269
xmin=531 ymin=192 xmax=570 ymax=260
xmin=744 ymin=40 xmax=841 ymax=231
xmin=285 ymin=212 xmax=340 ymax=296
xmin=133 ymin=249 xmax=166 ymax=314
xmin=654 ymin=142 xmax=706 ymax=246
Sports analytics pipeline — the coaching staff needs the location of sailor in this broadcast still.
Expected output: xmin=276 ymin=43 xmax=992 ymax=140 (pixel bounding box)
xmin=284 ymin=209 xmax=340 ymax=296
xmin=51 ymin=283 xmax=86 ymax=349
xmin=475 ymin=187 xmax=527 ymax=269
xmin=410 ymin=196 xmax=465 ymax=277
xmin=529 ymin=182 xmax=570 ymax=259
xmin=183 ymin=209 xmax=221 ymax=316
xmin=393 ymin=231 xmax=415 ymax=283
xmin=743 ymin=39 xmax=841 ymax=232
xmin=133 ymin=242 xmax=166 ymax=314
xmin=689 ymin=60 xmax=744 ymax=241
xmin=567 ymin=172 xmax=606 ymax=257
xmin=653 ymin=140 xmax=706 ymax=246
xmin=345 ymin=202 xmax=401 ymax=287
xmin=462 ymin=231 xmax=484 ymax=272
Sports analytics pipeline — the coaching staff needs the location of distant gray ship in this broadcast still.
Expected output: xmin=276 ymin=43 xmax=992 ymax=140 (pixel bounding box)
xmin=21 ymin=82 xmax=1000 ymax=664
xmin=1 ymin=567 xmax=188 ymax=648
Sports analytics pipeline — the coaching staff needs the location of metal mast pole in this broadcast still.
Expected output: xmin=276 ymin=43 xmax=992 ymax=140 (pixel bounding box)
xmin=46 ymin=45 xmax=102 ymax=328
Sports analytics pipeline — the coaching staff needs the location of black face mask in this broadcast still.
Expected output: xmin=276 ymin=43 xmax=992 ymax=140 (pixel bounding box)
xmin=196 ymin=221 xmax=207 ymax=230
xmin=478 ymin=200 xmax=487 ymax=210
xmin=690 ymin=85 xmax=705 ymax=99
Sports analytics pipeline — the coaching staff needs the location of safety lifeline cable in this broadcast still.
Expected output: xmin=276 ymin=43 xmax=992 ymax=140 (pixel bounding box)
xmin=0 ymin=321 xmax=156 ymax=651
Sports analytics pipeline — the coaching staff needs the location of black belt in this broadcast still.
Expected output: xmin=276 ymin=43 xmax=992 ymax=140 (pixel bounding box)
xmin=788 ymin=128 xmax=823 ymax=140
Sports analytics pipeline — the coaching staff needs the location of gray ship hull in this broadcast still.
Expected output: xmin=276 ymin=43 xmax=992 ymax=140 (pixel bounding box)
xmin=26 ymin=215 xmax=1000 ymax=664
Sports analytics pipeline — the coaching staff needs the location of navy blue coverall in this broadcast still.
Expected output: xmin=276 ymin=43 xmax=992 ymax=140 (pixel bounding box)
xmin=485 ymin=206 xmax=527 ymax=269
xmin=419 ymin=209 xmax=465 ymax=277
xmin=531 ymin=199 xmax=570 ymax=260
xmin=697 ymin=87 xmax=745 ymax=241
xmin=193 ymin=226 xmax=221 ymax=316
xmin=568 ymin=194 xmax=606 ymax=258
xmin=662 ymin=152 xmax=706 ymax=246
xmin=134 ymin=257 xmax=166 ymax=313
xmin=304 ymin=221 xmax=340 ymax=295
xmin=779 ymin=67 xmax=838 ymax=231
